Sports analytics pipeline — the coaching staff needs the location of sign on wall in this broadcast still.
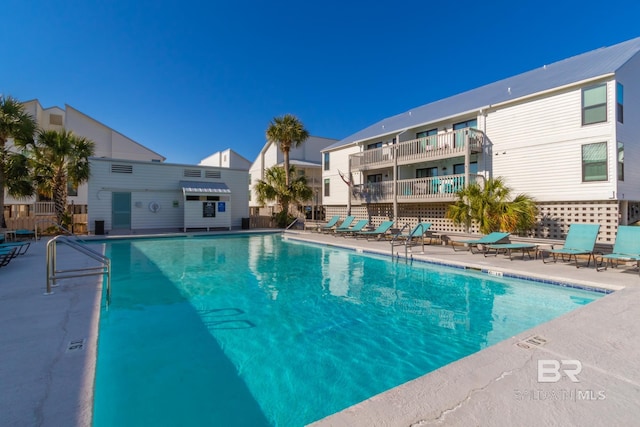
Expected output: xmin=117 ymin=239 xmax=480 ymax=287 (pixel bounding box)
xmin=203 ymin=201 xmax=216 ymax=217
xmin=218 ymin=202 xmax=226 ymax=212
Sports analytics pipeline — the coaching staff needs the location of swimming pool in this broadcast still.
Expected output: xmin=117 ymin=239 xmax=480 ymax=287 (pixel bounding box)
xmin=92 ymin=233 xmax=603 ymax=426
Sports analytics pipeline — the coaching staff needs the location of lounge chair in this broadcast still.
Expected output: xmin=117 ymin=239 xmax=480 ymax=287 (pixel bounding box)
xmin=335 ymin=219 xmax=369 ymax=237
xmin=483 ymin=242 xmax=537 ymax=260
xmin=354 ymin=220 xmax=395 ymax=240
xmin=0 ymin=246 xmax=18 ymax=268
xmin=393 ymin=222 xmax=433 ymax=244
xmin=316 ymin=215 xmax=341 ymax=233
xmin=323 ymin=216 xmax=355 ymax=234
xmin=390 ymin=222 xmax=433 ymax=254
xmin=596 ymin=225 xmax=640 ymax=275
xmin=14 ymin=229 xmax=35 ymax=241
xmin=541 ymin=223 xmax=600 ymax=268
xmin=0 ymin=241 xmax=31 ymax=257
xmin=451 ymin=232 xmax=510 ymax=253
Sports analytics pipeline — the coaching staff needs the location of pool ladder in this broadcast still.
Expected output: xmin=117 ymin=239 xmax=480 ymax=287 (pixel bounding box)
xmin=45 ymin=234 xmax=111 ymax=304
xmin=390 ymin=223 xmax=429 ymax=262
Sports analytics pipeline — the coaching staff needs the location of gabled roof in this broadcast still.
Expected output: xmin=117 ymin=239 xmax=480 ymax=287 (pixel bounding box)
xmin=324 ymin=36 xmax=640 ymax=151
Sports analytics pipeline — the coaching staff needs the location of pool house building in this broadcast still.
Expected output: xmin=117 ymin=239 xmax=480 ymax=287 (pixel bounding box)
xmin=88 ymin=158 xmax=249 ymax=234
xmin=320 ymin=36 xmax=640 ymax=244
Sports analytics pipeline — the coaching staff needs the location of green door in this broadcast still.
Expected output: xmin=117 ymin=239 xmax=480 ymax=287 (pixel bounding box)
xmin=112 ymin=192 xmax=131 ymax=230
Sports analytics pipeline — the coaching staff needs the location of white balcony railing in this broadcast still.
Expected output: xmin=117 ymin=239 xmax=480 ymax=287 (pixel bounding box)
xmin=350 ymin=128 xmax=484 ymax=171
xmin=352 ymin=174 xmax=483 ymax=203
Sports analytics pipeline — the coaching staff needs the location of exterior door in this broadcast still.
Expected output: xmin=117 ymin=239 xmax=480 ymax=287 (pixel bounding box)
xmin=112 ymin=192 xmax=131 ymax=230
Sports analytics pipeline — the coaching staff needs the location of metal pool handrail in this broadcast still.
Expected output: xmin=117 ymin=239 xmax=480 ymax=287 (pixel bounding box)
xmin=45 ymin=235 xmax=111 ymax=304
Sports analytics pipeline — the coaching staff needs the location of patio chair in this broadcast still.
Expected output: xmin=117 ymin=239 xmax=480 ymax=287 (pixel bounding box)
xmin=483 ymin=242 xmax=537 ymax=260
xmin=390 ymin=222 xmax=433 ymax=254
xmin=541 ymin=223 xmax=600 ymax=268
xmin=596 ymin=225 xmax=640 ymax=275
xmin=326 ymin=216 xmax=355 ymax=234
xmin=14 ymin=229 xmax=36 ymax=241
xmin=450 ymin=232 xmax=511 ymax=253
xmin=354 ymin=220 xmax=395 ymax=240
xmin=0 ymin=246 xmax=18 ymax=268
xmin=0 ymin=241 xmax=31 ymax=257
xmin=393 ymin=222 xmax=433 ymax=245
xmin=335 ymin=219 xmax=369 ymax=237
xmin=316 ymin=215 xmax=341 ymax=233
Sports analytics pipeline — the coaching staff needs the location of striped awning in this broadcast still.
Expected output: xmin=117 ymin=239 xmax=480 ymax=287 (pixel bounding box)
xmin=180 ymin=181 xmax=231 ymax=194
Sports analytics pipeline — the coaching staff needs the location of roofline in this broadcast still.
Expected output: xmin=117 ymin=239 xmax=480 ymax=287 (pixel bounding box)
xmin=489 ymin=73 xmax=615 ymax=110
xmin=65 ymin=104 xmax=167 ymax=161
xmin=323 ymin=72 xmax=617 ymax=151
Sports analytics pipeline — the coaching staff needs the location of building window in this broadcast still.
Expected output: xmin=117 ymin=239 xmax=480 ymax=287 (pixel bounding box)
xmin=367 ymin=141 xmax=382 ymax=150
xmin=67 ymin=182 xmax=78 ymax=197
xmin=582 ymin=84 xmax=607 ymax=125
xmin=582 ymin=142 xmax=607 ymax=182
xmin=416 ymin=129 xmax=437 ymax=139
xmin=323 ymin=152 xmax=330 ymax=171
xmin=49 ymin=114 xmax=63 ymax=126
xmin=618 ymin=142 xmax=624 ymax=181
xmin=416 ymin=167 xmax=438 ymax=178
xmin=324 ymin=178 xmax=330 ymax=197
xmin=453 ymin=119 xmax=477 ymax=130
xmin=453 ymin=119 xmax=478 ymax=148
xmin=452 ymin=162 xmax=478 ymax=175
xmin=617 ymin=83 xmax=624 ymax=124
xmin=366 ymin=174 xmax=382 ymax=183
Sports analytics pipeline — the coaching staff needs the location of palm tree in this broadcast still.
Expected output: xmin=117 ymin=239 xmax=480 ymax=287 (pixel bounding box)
xmin=0 ymin=95 xmax=37 ymax=227
xmin=265 ymin=114 xmax=310 ymax=188
xmin=446 ymin=177 xmax=538 ymax=235
xmin=255 ymin=165 xmax=312 ymax=227
xmin=18 ymin=129 xmax=95 ymax=227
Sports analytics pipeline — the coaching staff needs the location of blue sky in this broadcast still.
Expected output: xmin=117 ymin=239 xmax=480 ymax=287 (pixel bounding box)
xmin=3 ymin=0 xmax=639 ymax=164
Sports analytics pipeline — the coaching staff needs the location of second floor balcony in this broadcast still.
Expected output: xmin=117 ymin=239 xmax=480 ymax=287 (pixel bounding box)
xmin=350 ymin=128 xmax=484 ymax=172
xmin=352 ymin=174 xmax=483 ymax=204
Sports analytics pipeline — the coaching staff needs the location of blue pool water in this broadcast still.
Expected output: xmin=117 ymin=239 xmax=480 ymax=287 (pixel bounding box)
xmin=92 ymin=234 xmax=603 ymax=426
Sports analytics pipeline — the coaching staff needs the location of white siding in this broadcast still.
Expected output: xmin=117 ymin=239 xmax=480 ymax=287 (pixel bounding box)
xmin=88 ymin=159 xmax=248 ymax=233
xmin=486 ymin=82 xmax=617 ymax=201
xmin=183 ymin=196 xmax=232 ymax=230
xmin=199 ymin=149 xmax=251 ymax=170
xmin=248 ymin=136 xmax=337 ymax=209
xmin=616 ymin=52 xmax=640 ymax=201
xmin=322 ymin=145 xmax=361 ymax=205
xmin=65 ymin=107 xmax=164 ymax=162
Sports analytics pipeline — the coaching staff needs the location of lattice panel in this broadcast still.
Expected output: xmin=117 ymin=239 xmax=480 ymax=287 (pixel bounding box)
xmin=327 ymin=200 xmax=622 ymax=243
xmin=536 ymin=201 xmax=618 ymax=243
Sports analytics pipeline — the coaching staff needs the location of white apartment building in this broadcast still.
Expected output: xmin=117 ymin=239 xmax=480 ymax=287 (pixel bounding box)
xmin=4 ymin=100 xmax=165 ymax=219
xmin=321 ymin=37 xmax=640 ymax=243
xmin=199 ymin=148 xmax=252 ymax=170
xmin=249 ymin=135 xmax=337 ymax=220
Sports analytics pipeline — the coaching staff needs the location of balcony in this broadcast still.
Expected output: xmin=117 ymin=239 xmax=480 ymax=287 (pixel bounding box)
xmin=352 ymin=174 xmax=483 ymax=204
xmin=349 ymin=128 xmax=484 ymax=172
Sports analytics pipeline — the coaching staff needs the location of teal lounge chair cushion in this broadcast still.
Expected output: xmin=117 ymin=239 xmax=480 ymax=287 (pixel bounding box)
xmin=354 ymin=221 xmax=395 ymax=239
xmin=335 ymin=220 xmax=369 ymax=234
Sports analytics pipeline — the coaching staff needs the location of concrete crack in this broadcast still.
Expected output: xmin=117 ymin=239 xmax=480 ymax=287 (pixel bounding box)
xmin=410 ymin=367 xmax=520 ymax=426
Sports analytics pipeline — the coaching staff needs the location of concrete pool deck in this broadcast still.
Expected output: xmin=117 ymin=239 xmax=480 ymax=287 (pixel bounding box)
xmin=1 ymin=230 xmax=639 ymax=426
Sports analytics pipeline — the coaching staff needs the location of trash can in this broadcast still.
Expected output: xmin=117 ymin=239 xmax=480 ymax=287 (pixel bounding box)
xmin=95 ymin=220 xmax=105 ymax=235
xmin=241 ymin=218 xmax=250 ymax=230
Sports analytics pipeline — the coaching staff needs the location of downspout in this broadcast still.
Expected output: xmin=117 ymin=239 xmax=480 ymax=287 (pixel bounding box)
xmin=393 ymin=130 xmax=408 ymax=221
